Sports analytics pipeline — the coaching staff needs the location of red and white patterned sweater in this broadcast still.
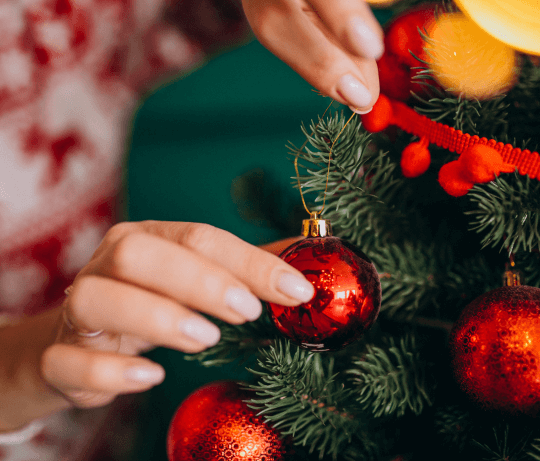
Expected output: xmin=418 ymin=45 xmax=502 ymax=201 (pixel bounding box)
xmin=0 ymin=0 xmax=249 ymax=459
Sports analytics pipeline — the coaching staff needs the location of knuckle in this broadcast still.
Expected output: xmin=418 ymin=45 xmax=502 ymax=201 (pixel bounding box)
xmin=39 ymin=345 xmax=58 ymax=383
xmin=68 ymin=276 xmax=96 ymax=320
xmin=84 ymin=356 xmax=107 ymax=389
xmin=246 ymin=250 xmax=276 ymax=291
xmin=181 ymin=223 xmax=220 ymax=253
xmin=147 ymin=304 xmax=177 ymax=336
xmin=104 ymin=222 xmax=138 ymax=242
xmin=108 ymin=232 xmax=146 ymax=278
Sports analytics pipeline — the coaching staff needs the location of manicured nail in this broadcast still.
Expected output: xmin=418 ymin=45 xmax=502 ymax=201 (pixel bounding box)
xmin=337 ymin=74 xmax=372 ymax=110
xmin=349 ymin=105 xmax=373 ymax=115
xmin=180 ymin=317 xmax=221 ymax=346
xmin=124 ymin=366 xmax=165 ymax=385
xmin=277 ymin=273 xmax=315 ymax=303
xmin=349 ymin=17 xmax=384 ymax=60
xmin=225 ymin=287 xmax=262 ymax=321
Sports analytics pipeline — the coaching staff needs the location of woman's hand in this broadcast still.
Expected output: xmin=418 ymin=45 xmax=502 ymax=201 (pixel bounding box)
xmin=241 ymin=0 xmax=384 ymax=113
xmin=40 ymin=221 xmax=314 ymax=410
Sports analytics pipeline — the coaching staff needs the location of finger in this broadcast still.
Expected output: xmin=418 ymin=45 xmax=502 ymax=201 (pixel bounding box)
xmin=91 ymin=231 xmax=266 ymax=324
xmin=68 ymin=276 xmax=221 ymax=353
xmin=307 ymin=0 xmax=384 ymax=60
xmin=243 ymin=0 xmax=380 ymax=112
xmin=136 ymin=221 xmax=315 ymax=306
xmin=41 ymin=343 xmax=165 ymax=395
xmin=259 ymin=236 xmax=303 ymax=256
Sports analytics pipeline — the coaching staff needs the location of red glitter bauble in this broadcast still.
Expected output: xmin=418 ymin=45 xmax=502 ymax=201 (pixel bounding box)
xmin=266 ymin=236 xmax=381 ymax=352
xmin=167 ymin=381 xmax=288 ymax=461
xmin=449 ymin=286 xmax=540 ymax=416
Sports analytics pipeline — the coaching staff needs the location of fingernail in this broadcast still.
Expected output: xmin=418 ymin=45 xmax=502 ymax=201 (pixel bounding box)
xmin=337 ymin=74 xmax=372 ymax=110
xmin=124 ymin=366 xmax=165 ymax=385
xmin=225 ymin=287 xmax=262 ymax=321
xmin=180 ymin=317 xmax=221 ymax=346
xmin=349 ymin=105 xmax=373 ymax=115
xmin=277 ymin=273 xmax=315 ymax=303
xmin=349 ymin=17 xmax=384 ymax=60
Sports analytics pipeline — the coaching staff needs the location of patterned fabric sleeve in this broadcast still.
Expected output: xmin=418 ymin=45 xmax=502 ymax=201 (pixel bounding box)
xmin=117 ymin=0 xmax=252 ymax=92
xmin=0 ymin=1 xmax=251 ymax=460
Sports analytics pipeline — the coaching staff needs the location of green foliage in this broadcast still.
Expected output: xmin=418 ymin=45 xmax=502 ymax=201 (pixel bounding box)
xmin=506 ymin=56 xmax=540 ymax=149
xmin=245 ymin=340 xmax=378 ymax=460
xmin=434 ymin=405 xmax=473 ymax=452
xmin=529 ymin=439 xmax=540 ymax=460
xmin=473 ymin=425 xmax=533 ymax=461
xmin=184 ymin=314 xmax=275 ymax=367
xmin=515 ymin=251 xmax=540 ymax=288
xmin=289 ymin=111 xmax=409 ymax=253
xmin=348 ymin=335 xmax=432 ymax=418
xmin=373 ymin=242 xmax=442 ymax=318
xmin=467 ymin=174 xmax=540 ymax=253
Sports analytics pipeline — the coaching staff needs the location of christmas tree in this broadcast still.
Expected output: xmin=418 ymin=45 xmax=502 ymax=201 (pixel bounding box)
xmin=167 ymin=1 xmax=540 ymax=460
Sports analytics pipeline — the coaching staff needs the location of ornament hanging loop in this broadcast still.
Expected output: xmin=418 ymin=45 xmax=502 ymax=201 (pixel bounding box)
xmin=294 ymin=101 xmax=357 ymax=222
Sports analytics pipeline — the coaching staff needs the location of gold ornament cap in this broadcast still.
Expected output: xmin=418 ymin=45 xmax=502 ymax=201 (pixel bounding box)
xmin=301 ymin=212 xmax=332 ymax=238
xmin=503 ymin=261 xmax=523 ymax=287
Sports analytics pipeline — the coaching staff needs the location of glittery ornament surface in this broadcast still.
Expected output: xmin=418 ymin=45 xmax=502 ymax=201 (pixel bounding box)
xmin=450 ymin=286 xmax=540 ymax=416
xmin=167 ymin=381 xmax=288 ymax=461
xmin=266 ymin=237 xmax=381 ymax=351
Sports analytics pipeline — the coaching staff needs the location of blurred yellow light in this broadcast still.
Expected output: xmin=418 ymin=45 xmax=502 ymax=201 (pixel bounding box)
xmin=455 ymin=0 xmax=540 ymax=56
xmin=426 ymin=13 xmax=518 ymax=100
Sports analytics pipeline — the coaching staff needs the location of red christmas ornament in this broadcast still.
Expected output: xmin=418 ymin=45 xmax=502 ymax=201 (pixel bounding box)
xmin=167 ymin=381 xmax=288 ymax=461
xmin=449 ymin=285 xmax=540 ymax=416
xmin=266 ymin=214 xmax=381 ymax=352
xmin=378 ymin=6 xmax=437 ymax=102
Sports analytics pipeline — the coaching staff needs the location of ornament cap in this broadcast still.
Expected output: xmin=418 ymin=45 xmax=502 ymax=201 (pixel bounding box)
xmin=502 ymin=261 xmax=523 ymax=287
xmin=301 ymin=212 xmax=332 ymax=238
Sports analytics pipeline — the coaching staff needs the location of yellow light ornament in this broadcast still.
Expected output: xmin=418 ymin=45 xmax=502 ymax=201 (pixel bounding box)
xmin=425 ymin=12 xmax=519 ymax=100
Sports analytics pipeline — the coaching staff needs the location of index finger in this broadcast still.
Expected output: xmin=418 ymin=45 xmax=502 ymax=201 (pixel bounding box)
xmin=108 ymin=221 xmax=314 ymax=307
xmin=307 ymin=0 xmax=384 ymax=60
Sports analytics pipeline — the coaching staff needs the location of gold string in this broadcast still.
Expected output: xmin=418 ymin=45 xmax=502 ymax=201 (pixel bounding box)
xmin=294 ymin=102 xmax=358 ymax=217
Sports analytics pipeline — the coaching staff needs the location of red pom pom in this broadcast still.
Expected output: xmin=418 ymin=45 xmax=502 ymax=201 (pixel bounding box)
xmin=401 ymin=137 xmax=431 ymax=177
xmin=361 ymin=94 xmax=393 ymax=133
xmin=438 ymin=160 xmax=474 ymax=197
xmin=459 ymin=144 xmax=515 ymax=183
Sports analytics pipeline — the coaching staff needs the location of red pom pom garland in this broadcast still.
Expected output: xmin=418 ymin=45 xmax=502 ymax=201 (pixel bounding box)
xmin=361 ymin=95 xmax=540 ymax=196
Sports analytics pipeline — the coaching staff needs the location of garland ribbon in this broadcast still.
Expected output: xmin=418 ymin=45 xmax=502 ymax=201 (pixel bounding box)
xmin=361 ymin=94 xmax=540 ymax=196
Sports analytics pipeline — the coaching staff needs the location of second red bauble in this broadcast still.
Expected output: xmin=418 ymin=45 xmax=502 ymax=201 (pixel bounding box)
xmin=449 ymin=285 xmax=540 ymax=416
xmin=266 ymin=236 xmax=381 ymax=352
xmin=167 ymin=381 xmax=288 ymax=461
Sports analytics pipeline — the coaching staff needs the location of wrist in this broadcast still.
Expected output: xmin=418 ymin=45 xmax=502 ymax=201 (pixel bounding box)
xmin=0 ymin=308 xmax=71 ymax=431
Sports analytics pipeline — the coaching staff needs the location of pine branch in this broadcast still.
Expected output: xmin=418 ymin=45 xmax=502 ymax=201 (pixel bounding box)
xmin=467 ymin=174 xmax=540 ymax=253
xmin=473 ymin=425 xmax=533 ymax=461
xmin=528 ymin=439 xmax=540 ymax=460
xmin=348 ymin=335 xmax=433 ymax=418
xmin=184 ymin=314 xmax=275 ymax=367
xmin=506 ymin=56 xmax=540 ymax=149
xmin=288 ymin=111 xmax=410 ymax=253
xmin=245 ymin=340 xmax=378 ymax=460
xmin=515 ymin=251 xmax=540 ymax=288
xmin=373 ymin=242 xmax=442 ymax=319
xmin=434 ymin=405 xmax=473 ymax=452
